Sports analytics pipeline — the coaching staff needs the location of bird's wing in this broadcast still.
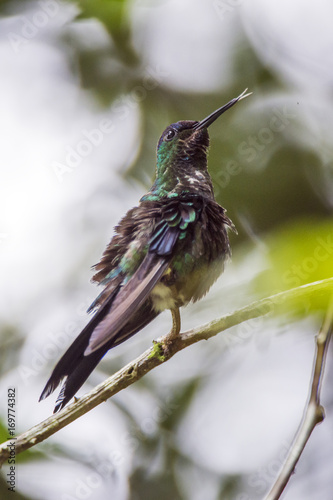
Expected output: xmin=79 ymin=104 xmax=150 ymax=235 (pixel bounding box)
xmin=84 ymin=199 xmax=199 ymax=354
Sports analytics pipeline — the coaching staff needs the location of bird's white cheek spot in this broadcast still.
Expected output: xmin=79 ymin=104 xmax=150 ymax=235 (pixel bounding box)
xmin=195 ymin=171 xmax=205 ymax=180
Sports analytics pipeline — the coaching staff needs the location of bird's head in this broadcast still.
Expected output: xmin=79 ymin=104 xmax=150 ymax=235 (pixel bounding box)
xmin=146 ymin=89 xmax=251 ymax=200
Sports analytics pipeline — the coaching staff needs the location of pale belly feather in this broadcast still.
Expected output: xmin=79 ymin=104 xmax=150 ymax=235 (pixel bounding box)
xmin=150 ymin=257 xmax=226 ymax=312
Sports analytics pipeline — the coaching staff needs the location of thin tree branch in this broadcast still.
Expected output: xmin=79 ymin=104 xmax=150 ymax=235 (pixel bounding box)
xmin=265 ymin=295 xmax=333 ymax=500
xmin=0 ymin=277 xmax=332 ymax=466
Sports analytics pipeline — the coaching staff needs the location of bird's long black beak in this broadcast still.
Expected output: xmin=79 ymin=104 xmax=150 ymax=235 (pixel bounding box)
xmin=193 ymin=88 xmax=252 ymax=130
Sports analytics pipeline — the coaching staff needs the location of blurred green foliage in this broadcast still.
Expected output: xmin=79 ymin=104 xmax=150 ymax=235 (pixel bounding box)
xmin=259 ymin=218 xmax=333 ymax=290
xmin=254 ymin=218 xmax=333 ymax=313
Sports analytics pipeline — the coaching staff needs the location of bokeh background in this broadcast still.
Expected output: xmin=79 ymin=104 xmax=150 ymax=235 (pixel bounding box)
xmin=0 ymin=0 xmax=333 ymax=499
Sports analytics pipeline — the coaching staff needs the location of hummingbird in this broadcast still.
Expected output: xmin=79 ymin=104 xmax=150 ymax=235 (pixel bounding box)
xmin=40 ymin=89 xmax=251 ymax=413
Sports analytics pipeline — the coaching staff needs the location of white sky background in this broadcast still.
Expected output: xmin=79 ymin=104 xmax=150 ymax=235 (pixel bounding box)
xmin=0 ymin=0 xmax=332 ymax=499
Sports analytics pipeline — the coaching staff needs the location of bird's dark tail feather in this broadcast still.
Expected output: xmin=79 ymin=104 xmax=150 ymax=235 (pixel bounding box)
xmin=39 ymin=300 xmax=158 ymax=413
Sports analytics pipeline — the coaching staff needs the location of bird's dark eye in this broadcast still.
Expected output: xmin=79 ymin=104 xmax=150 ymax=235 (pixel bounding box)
xmin=165 ymin=129 xmax=176 ymax=141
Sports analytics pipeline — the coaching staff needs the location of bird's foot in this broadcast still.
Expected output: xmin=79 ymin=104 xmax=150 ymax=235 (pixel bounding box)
xmin=163 ymin=308 xmax=181 ymax=356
